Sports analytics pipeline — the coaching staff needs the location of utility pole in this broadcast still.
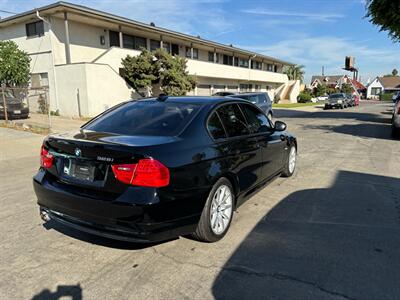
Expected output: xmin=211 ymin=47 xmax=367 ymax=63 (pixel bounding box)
xmin=322 ymin=66 xmax=325 ymax=76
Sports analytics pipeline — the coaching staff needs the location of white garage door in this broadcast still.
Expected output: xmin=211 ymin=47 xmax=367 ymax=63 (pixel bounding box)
xmin=197 ymin=85 xmax=211 ymax=96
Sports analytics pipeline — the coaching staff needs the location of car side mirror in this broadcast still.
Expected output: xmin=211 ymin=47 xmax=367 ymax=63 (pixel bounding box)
xmin=274 ymin=120 xmax=287 ymax=131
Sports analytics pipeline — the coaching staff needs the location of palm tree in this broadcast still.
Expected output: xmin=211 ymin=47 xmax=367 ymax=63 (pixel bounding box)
xmin=284 ymin=65 xmax=305 ymax=83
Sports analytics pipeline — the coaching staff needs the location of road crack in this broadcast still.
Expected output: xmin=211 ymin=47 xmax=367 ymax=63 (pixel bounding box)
xmin=151 ymin=247 xmax=356 ymax=300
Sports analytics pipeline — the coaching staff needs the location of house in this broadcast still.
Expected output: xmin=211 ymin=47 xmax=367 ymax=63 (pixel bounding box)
xmin=310 ymin=74 xmax=365 ymax=96
xmin=310 ymin=75 xmax=348 ymax=89
xmin=366 ymin=76 xmax=400 ymax=99
xmin=0 ymin=2 xmax=300 ymax=117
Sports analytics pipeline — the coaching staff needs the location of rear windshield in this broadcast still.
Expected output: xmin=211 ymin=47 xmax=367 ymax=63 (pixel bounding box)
xmin=84 ymin=100 xmax=201 ymax=136
xmin=329 ymin=94 xmax=344 ymax=99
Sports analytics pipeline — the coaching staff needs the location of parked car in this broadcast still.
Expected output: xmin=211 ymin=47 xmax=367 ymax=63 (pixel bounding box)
xmin=392 ymin=91 xmax=400 ymax=103
xmin=0 ymin=90 xmax=29 ymax=120
xmin=212 ymin=91 xmax=235 ymax=96
xmin=324 ymin=93 xmax=348 ymax=109
xmin=33 ymin=97 xmax=297 ymax=243
xmin=353 ymin=94 xmax=360 ymax=106
xmin=346 ymin=94 xmax=355 ymax=107
xmin=392 ymin=98 xmax=400 ymax=137
xmin=228 ymin=92 xmax=274 ymax=120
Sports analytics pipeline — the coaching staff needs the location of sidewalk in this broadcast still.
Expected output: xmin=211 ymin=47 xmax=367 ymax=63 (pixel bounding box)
xmin=2 ymin=113 xmax=86 ymax=133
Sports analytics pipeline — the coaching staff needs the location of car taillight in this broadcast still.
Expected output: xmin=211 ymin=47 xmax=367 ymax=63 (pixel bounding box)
xmin=40 ymin=145 xmax=54 ymax=168
xmin=111 ymin=159 xmax=169 ymax=188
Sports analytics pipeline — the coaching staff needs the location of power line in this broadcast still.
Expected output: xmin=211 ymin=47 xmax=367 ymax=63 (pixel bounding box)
xmin=0 ymin=9 xmax=17 ymax=15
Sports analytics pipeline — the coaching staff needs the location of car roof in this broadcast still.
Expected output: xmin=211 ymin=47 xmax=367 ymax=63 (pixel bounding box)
xmin=230 ymin=92 xmax=265 ymax=96
xmin=135 ymin=96 xmax=246 ymax=105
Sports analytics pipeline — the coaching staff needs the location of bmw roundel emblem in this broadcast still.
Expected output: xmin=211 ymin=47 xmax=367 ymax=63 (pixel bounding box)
xmin=75 ymin=148 xmax=82 ymax=157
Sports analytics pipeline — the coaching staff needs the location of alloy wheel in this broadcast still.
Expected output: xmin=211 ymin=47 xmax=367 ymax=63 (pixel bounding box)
xmin=210 ymin=185 xmax=233 ymax=235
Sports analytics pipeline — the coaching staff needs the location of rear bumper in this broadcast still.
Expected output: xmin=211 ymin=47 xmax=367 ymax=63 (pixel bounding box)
xmin=325 ymin=103 xmax=342 ymax=108
xmin=33 ymin=170 xmax=203 ymax=242
xmin=0 ymin=108 xmax=29 ymax=119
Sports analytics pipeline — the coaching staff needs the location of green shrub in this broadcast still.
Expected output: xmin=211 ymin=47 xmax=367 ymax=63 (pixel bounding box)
xmin=298 ymin=91 xmax=312 ymax=103
xmin=380 ymin=93 xmax=394 ymax=101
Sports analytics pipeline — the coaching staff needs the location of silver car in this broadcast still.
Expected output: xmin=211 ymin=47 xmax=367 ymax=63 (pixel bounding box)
xmin=324 ymin=93 xmax=348 ymax=109
xmin=229 ymin=92 xmax=273 ymax=120
xmin=392 ymin=99 xmax=400 ymax=137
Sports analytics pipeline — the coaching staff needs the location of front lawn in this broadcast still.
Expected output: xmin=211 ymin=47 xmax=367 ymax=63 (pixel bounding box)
xmin=273 ymin=102 xmax=323 ymax=108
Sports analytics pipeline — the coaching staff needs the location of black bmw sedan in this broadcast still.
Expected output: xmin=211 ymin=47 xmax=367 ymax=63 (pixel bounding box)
xmin=33 ymin=96 xmax=297 ymax=243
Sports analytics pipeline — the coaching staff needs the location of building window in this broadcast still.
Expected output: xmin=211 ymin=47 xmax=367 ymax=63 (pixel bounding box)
xmin=253 ymin=61 xmax=262 ymax=70
xmin=371 ymin=87 xmax=382 ymax=95
xmin=255 ymin=84 xmax=261 ymax=91
xmin=208 ymin=51 xmax=214 ymax=62
xmin=239 ymin=84 xmax=252 ymax=92
xmin=239 ymin=58 xmax=249 ymax=68
xmin=31 ymin=73 xmax=48 ymax=88
xmin=26 ymin=21 xmax=44 ymax=37
xmin=185 ymin=47 xmax=198 ymax=59
xmin=122 ymin=34 xmax=146 ymax=50
xmin=109 ymin=31 xmax=120 ymax=47
xmin=266 ymin=64 xmax=274 ymax=71
xmin=171 ymin=44 xmax=179 ymax=56
xmin=150 ymin=40 xmax=160 ymax=51
xmin=162 ymin=41 xmax=171 ymax=53
xmin=223 ymin=55 xmax=233 ymax=66
xmin=227 ymin=85 xmax=238 ymax=90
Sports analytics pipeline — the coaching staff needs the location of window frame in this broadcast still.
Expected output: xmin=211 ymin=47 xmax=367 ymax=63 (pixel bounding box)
xmin=26 ymin=21 xmax=44 ymax=38
xmin=238 ymin=102 xmax=273 ymax=134
xmin=206 ymin=101 xmax=273 ymax=142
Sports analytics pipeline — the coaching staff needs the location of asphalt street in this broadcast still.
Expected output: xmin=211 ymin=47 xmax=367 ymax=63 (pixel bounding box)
xmin=1 ymin=101 xmax=399 ymax=300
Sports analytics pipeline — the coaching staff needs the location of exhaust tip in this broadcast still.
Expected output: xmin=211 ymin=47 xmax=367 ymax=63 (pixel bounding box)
xmin=40 ymin=208 xmax=51 ymax=222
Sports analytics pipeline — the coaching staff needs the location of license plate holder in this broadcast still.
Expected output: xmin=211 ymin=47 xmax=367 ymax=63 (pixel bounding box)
xmin=67 ymin=160 xmax=95 ymax=181
xmin=14 ymin=110 xmax=21 ymax=114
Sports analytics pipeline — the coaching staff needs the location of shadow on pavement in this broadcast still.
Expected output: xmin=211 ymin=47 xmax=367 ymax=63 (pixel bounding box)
xmin=302 ymin=122 xmax=394 ymax=141
xmin=212 ymin=170 xmax=400 ymax=300
xmin=43 ymin=220 xmax=172 ymax=250
xmin=32 ymin=284 xmax=82 ymax=300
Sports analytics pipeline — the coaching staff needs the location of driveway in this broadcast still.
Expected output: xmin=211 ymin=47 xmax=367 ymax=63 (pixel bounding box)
xmin=1 ymin=101 xmax=399 ymax=300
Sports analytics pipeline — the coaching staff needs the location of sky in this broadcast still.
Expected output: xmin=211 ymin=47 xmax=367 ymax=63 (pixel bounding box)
xmin=1 ymin=0 xmax=399 ymax=84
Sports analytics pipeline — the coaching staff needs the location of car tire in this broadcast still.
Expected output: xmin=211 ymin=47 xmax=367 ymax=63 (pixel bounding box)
xmin=391 ymin=125 xmax=400 ymax=138
xmin=281 ymin=144 xmax=297 ymax=177
xmin=340 ymin=105 xmax=344 ymax=109
xmin=192 ymin=178 xmax=234 ymax=242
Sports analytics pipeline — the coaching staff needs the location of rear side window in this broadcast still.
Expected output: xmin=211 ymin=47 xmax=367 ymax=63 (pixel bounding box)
xmin=240 ymin=104 xmax=271 ymax=134
xmin=85 ymin=101 xmax=200 ymax=136
xmin=216 ymin=104 xmax=249 ymax=137
xmin=207 ymin=113 xmax=226 ymax=139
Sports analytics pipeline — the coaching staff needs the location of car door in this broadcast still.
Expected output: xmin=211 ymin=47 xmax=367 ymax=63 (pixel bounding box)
xmin=214 ymin=103 xmax=263 ymax=193
xmin=239 ymin=103 xmax=286 ymax=181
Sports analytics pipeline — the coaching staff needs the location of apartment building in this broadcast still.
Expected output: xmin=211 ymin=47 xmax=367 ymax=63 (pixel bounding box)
xmin=0 ymin=2 xmax=300 ymax=117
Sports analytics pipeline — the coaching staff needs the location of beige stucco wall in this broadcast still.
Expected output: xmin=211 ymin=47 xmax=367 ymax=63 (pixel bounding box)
xmin=50 ymin=17 xmax=109 ymax=65
xmin=55 ymin=63 xmax=133 ymax=117
xmin=94 ymin=47 xmax=141 ymax=71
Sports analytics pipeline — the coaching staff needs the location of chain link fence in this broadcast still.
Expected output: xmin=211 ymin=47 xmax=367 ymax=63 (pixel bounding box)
xmin=1 ymin=85 xmax=52 ymax=133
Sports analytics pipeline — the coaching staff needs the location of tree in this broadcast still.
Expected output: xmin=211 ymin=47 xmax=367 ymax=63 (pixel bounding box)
xmin=315 ymin=83 xmax=327 ymax=97
xmin=284 ymin=64 xmax=305 ymax=83
xmin=0 ymin=40 xmax=31 ymax=86
xmin=121 ymin=50 xmax=157 ymax=96
xmin=121 ymin=48 xmax=195 ymax=96
xmin=341 ymin=83 xmax=353 ymax=94
xmin=366 ymin=0 xmax=400 ymax=42
xmin=392 ymin=68 xmax=398 ymax=76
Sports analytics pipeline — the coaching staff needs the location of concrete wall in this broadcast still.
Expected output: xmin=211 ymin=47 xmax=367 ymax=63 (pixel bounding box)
xmin=186 ymin=59 xmax=289 ymax=84
xmin=94 ymin=47 xmax=141 ymax=71
xmin=55 ymin=63 xmax=133 ymax=117
xmin=0 ymin=21 xmax=59 ymax=110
